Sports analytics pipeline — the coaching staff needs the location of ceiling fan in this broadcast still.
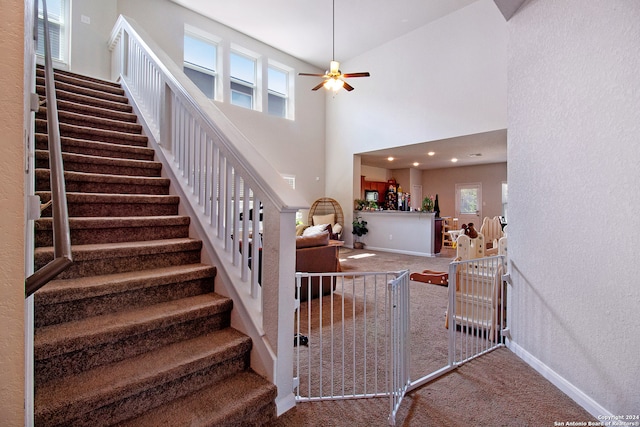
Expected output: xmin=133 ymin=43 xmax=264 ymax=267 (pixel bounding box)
xmin=298 ymin=0 xmax=370 ymax=92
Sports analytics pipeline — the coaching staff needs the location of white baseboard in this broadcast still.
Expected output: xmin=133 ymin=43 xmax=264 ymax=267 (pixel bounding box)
xmin=506 ymin=339 xmax=612 ymax=419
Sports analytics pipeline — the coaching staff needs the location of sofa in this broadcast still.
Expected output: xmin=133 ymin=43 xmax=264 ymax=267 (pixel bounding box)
xmin=295 ymin=231 xmax=340 ymax=301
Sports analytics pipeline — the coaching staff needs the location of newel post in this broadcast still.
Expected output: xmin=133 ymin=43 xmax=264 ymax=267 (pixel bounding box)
xmin=261 ymin=204 xmax=297 ymax=415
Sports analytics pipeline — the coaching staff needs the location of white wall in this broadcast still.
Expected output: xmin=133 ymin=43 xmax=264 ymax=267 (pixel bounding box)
xmin=69 ymin=0 xmax=118 ymax=80
xmin=421 ymin=162 xmax=507 ymax=220
xmin=508 ymin=0 xmax=640 ymax=415
xmin=326 ymin=0 xmax=507 ymax=244
xmin=112 ymin=0 xmax=326 ymax=207
xmin=66 ymin=0 xmax=326 ymax=208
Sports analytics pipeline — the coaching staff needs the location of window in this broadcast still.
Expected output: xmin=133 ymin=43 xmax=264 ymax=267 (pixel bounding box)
xmin=36 ymin=0 xmax=69 ymax=64
xmin=230 ymin=52 xmax=256 ymax=109
xmin=281 ymin=174 xmax=296 ymax=190
xmin=184 ymin=33 xmax=217 ymax=99
xmin=268 ymin=66 xmax=288 ymax=118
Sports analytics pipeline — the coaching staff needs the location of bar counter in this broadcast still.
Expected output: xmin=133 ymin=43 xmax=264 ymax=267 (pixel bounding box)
xmin=353 ymin=210 xmax=439 ymax=257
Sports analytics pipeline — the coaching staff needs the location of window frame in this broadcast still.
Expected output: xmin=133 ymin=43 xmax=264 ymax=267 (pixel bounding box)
xmin=267 ymin=64 xmax=289 ymax=118
xmin=230 ymin=49 xmax=257 ymax=110
xmin=36 ymin=0 xmax=70 ymax=67
xmin=183 ymin=26 xmax=220 ymax=101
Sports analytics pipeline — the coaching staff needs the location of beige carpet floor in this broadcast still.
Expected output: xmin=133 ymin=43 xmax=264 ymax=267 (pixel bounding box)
xmin=271 ymin=247 xmax=595 ymax=426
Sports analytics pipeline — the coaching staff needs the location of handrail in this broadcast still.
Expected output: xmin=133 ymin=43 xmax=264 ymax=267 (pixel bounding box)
xmin=25 ymin=0 xmax=73 ymax=297
xmin=109 ymin=15 xmax=308 ymax=414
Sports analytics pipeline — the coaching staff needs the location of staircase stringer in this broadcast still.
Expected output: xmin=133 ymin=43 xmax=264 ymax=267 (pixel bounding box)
xmin=110 ymin=15 xmax=305 ymax=415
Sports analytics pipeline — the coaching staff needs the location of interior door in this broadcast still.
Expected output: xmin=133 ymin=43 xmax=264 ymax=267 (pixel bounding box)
xmin=455 ymin=183 xmax=482 ymax=227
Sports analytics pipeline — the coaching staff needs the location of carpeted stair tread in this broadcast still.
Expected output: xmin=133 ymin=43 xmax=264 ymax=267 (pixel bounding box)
xmin=35 ymin=263 xmax=215 ymax=304
xmin=37 ymin=192 xmax=180 ymax=218
xmin=37 ymin=66 xmax=123 ymax=91
xmin=36 ymin=150 xmax=162 ymax=176
xmin=35 ymin=215 xmax=190 ymax=246
xmin=36 ymin=192 xmax=179 ymax=209
xmin=50 ymin=98 xmax=138 ymax=123
xmin=35 ymin=328 xmax=250 ymax=426
xmin=36 ymin=215 xmax=189 ymax=234
xmin=34 ymin=238 xmax=202 ymax=279
xmin=38 ymin=107 xmax=143 ymax=134
xmin=34 ymin=292 xmax=233 ymax=359
xmin=36 ymin=169 xmax=170 ymax=194
xmin=36 ymin=85 xmax=133 ymax=113
xmin=36 ymin=119 xmax=148 ymax=146
xmin=35 ymin=237 xmax=201 ymax=262
xmin=37 ymin=76 xmax=128 ymax=104
xmin=36 ymin=133 xmax=155 ymax=161
xmin=118 ymin=370 xmax=277 ymax=427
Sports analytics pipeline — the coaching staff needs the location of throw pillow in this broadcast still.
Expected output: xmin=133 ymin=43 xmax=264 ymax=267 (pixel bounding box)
xmin=332 ymin=223 xmax=343 ymax=235
xmin=313 ymin=213 xmax=335 ymax=226
xmin=302 ymin=223 xmax=330 ymax=237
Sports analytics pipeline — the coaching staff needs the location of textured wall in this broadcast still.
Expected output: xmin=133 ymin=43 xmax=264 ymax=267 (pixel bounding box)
xmin=326 ymin=0 xmax=507 ymax=244
xmin=0 ymin=0 xmax=26 ymax=424
xmin=508 ymin=0 xmax=640 ymax=415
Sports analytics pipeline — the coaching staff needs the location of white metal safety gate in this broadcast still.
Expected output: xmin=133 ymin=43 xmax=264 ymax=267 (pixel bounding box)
xmin=294 ymin=270 xmax=410 ymax=425
xmin=410 ymin=254 xmax=509 ymax=391
xmin=294 ymin=256 xmax=509 ymax=425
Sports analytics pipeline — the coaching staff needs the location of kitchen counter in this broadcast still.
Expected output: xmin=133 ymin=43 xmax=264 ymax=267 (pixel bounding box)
xmin=353 ymin=210 xmax=439 ymax=257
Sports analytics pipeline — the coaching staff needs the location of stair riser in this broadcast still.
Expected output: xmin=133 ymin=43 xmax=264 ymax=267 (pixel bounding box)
xmin=36 ymin=120 xmax=148 ymax=147
xmin=35 ymin=223 xmax=187 ymax=247
xmin=38 ymin=354 xmax=249 ymax=427
xmin=37 ymin=68 xmax=124 ymax=94
xmin=35 ymin=276 xmax=215 ymax=327
xmin=35 ymin=311 xmax=234 ymax=385
xmin=35 ymin=248 xmax=200 ymax=279
xmin=36 ymin=156 xmax=162 ymax=178
xmin=36 ymin=85 xmax=133 ymax=113
xmin=53 ymin=100 xmax=138 ymax=123
xmin=36 ymin=135 xmax=155 ymax=161
xmin=37 ymin=109 xmax=143 ymax=134
xmin=36 ymin=175 xmax=170 ymax=196
xmin=40 ymin=201 xmax=178 ymax=218
xmin=37 ymin=77 xmax=128 ymax=104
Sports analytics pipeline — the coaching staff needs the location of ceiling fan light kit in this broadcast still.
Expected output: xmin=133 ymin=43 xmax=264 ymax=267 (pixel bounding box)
xmin=299 ymin=0 xmax=370 ymax=92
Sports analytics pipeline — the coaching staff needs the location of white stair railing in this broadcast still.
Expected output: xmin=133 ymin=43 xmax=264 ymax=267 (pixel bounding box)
xmin=109 ymin=15 xmax=308 ymax=414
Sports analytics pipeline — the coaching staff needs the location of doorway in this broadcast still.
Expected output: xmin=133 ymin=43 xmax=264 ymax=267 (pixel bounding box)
xmin=455 ymin=183 xmax=482 ymax=226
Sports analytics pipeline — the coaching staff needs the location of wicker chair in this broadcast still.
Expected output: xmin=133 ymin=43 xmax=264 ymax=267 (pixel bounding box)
xmin=307 ymin=197 xmax=345 ymax=240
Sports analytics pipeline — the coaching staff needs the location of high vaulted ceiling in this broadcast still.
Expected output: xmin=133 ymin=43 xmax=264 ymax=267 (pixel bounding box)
xmin=171 ymin=0 xmax=479 ymax=70
xmin=171 ymin=0 xmax=515 ymax=170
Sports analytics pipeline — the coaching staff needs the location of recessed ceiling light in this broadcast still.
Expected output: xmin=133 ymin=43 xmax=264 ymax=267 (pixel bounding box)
xmin=413 ymin=162 xmax=419 ymax=167
xmin=387 ymin=157 xmax=394 ymax=161
xmin=451 ymin=158 xmax=458 ymax=163
xmin=427 ymin=151 xmax=435 ymax=156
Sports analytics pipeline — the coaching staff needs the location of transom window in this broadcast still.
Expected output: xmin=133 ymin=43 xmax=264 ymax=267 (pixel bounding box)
xmin=36 ymin=0 xmax=69 ymax=65
xmin=183 ymin=33 xmax=217 ymax=99
xmin=268 ymin=66 xmax=288 ymax=118
xmin=230 ymin=52 xmax=256 ymax=109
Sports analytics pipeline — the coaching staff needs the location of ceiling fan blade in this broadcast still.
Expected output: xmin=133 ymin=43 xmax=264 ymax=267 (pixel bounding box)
xmin=311 ymin=81 xmax=326 ymax=91
xmin=342 ymin=81 xmax=355 ymax=92
xmin=342 ymin=72 xmax=370 ymax=78
xmin=299 ymin=72 xmax=327 ymax=77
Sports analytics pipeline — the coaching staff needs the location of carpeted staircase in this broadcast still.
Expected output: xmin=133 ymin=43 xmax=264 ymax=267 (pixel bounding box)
xmin=33 ymin=67 xmax=277 ymax=426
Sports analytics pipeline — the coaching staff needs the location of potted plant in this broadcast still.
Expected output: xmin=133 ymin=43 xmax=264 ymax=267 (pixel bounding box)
xmin=422 ymin=195 xmax=434 ymax=212
xmin=352 ymin=216 xmax=368 ymax=249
